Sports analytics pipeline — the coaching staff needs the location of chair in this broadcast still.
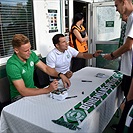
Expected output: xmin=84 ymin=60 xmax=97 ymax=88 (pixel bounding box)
xmin=34 ymin=57 xmax=50 ymax=88
xmin=0 ymin=77 xmax=11 ymax=114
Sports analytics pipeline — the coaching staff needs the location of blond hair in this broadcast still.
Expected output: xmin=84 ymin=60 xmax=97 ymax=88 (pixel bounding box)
xmin=12 ymin=34 xmax=30 ymax=48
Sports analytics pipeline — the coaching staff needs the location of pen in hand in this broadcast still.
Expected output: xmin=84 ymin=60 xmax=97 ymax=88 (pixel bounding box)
xmin=81 ymin=80 xmax=92 ymax=82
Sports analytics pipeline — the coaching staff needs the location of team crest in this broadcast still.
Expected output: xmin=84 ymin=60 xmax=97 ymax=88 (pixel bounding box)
xmin=66 ymin=109 xmax=86 ymax=122
xmin=67 ymin=54 xmax=70 ymax=58
xmin=30 ymin=61 xmax=34 ymax=66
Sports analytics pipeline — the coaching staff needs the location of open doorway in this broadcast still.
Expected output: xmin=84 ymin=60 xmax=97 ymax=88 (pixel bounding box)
xmin=73 ymin=0 xmax=92 ymax=66
xmin=73 ymin=1 xmax=88 ymax=29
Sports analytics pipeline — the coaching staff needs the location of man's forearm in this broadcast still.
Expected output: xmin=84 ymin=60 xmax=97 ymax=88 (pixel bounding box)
xmin=113 ymin=44 xmax=131 ymax=58
xmin=36 ymin=61 xmax=59 ymax=77
xmin=127 ymin=78 xmax=133 ymax=101
xmin=45 ymin=66 xmax=59 ymax=77
xmin=20 ymin=87 xmax=50 ymax=96
xmin=113 ymin=38 xmax=133 ymax=58
xmin=80 ymin=53 xmax=93 ymax=59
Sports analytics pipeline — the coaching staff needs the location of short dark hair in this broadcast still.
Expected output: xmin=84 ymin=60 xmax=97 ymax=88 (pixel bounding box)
xmin=12 ymin=34 xmax=30 ymax=48
xmin=52 ymin=34 xmax=65 ymax=46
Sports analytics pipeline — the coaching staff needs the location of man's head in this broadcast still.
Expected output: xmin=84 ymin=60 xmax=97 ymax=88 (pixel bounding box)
xmin=52 ymin=34 xmax=68 ymax=52
xmin=12 ymin=34 xmax=31 ymax=62
xmin=115 ymin=0 xmax=125 ymax=14
xmin=115 ymin=0 xmax=133 ymax=15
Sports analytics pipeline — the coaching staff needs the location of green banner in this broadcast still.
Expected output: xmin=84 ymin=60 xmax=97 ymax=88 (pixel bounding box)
xmin=52 ymin=71 xmax=123 ymax=130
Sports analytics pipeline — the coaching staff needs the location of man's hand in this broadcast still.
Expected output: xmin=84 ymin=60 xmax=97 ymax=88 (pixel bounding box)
xmin=120 ymin=102 xmax=125 ymax=112
xmin=60 ymin=74 xmax=71 ymax=88
xmin=103 ymin=54 xmax=113 ymax=60
xmin=93 ymin=50 xmax=103 ymax=57
xmin=65 ymin=71 xmax=73 ymax=79
xmin=47 ymin=79 xmax=58 ymax=92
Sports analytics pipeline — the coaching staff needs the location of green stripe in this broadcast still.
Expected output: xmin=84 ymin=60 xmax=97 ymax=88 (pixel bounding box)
xmin=95 ymin=99 xmax=102 ymax=106
xmin=90 ymin=91 xmax=96 ymax=97
xmin=96 ymin=87 xmax=101 ymax=91
xmin=129 ymin=108 xmax=133 ymax=117
xmin=87 ymin=106 xmax=95 ymax=113
xmin=74 ymin=102 xmax=82 ymax=109
xmin=102 ymin=94 xmax=108 ymax=100
xmin=107 ymin=89 xmax=112 ymax=94
xmin=83 ymin=96 xmax=89 ymax=102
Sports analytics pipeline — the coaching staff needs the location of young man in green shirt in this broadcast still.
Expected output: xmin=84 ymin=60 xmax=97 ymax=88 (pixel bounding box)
xmin=6 ymin=34 xmax=70 ymax=102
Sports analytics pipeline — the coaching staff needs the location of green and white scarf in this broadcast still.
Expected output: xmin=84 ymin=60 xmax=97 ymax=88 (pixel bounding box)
xmin=52 ymin=71 xmax=123 ymax=130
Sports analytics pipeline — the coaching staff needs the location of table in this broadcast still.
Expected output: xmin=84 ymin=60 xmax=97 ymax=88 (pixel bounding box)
xmin=0 ymin=67 xmax=123 ymax=133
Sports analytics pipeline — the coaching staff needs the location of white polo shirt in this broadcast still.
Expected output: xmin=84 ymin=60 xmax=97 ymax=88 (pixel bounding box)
xmin=46 ymin=46 xmax=79 ymax=74
xmin=120 ymin=11 xmax=133 ymax=76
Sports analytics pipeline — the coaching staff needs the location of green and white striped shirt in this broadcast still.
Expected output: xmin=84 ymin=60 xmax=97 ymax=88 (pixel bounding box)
xmin=123 ymin=105 xmax=133 ymax=133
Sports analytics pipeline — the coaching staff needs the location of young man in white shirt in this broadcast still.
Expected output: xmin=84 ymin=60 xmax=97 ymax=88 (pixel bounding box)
xmin=104 ymin=0 xmax=133 ymax=98
xmin=46 ymin=34 xmax=102 ymax=79
xmin=106 ymin=0 xmax=133 ymax=132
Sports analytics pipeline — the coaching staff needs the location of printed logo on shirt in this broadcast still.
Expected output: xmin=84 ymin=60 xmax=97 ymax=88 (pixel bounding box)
xmin=30 ymin=61 xmax=34 ymax=67
xmin=22 ymin=69 xmax=26 ymax=74
xmin=67 ymin=54 xmax=70 ymax=58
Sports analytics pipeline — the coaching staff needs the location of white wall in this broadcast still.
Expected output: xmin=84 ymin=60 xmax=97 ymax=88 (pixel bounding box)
xmin=69 ymin=0 xmax=73 ymax=30
xmin=33 ymin=0 xmax=61 ymax=57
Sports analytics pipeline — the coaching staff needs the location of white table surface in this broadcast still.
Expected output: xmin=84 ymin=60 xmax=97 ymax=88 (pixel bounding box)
xmin=0 ymin=67 xmax=123 ymax=133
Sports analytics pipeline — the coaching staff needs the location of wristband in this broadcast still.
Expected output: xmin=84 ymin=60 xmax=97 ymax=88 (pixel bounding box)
xmin=123 ymin=97 xmax=127 ymax=103
xmin=92 ymin=54 xmax=96 ymax=58
xmin=110 ymin=52 xmax=115 ymax=59
xmin=58 ymin=72 xmax=63 ymax=78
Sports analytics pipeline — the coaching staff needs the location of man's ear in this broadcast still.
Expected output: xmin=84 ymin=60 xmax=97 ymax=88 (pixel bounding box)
xmin=14 ymin=47 xmax=19 ymax=54
xmin=55 ymin=43 xmax=59 ymax=48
